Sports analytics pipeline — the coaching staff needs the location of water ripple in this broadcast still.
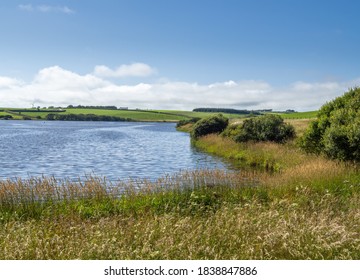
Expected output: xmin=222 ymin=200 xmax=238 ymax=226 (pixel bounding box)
xmin=0 ymin=120 xmax=230 ymax=181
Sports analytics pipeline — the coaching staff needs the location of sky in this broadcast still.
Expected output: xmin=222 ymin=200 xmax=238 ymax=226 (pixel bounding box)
xmin=1 ymin=0 xmax=360 ymax=111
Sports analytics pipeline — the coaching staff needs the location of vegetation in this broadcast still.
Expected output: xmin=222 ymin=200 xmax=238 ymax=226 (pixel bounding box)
xmin=0 ymin=165 xmax=359 ymax=260
xmin=46 ymin=113 xmax=133 ymax=122
xmin=233 ymin=115 xmax=295 ymax=143
xmin=0 ymin=114 xmax=13 ymax=120
xmin=191 ymin=114 xmax=229 ymax=139
xmin=300 ymin=87 xmax=360 ymax=161
xmin=276 ymin=110 xmax=318 ymax=119
xmin=8 ymin=108 xmax=65 ymax=113
xmin=67 ymin=105 xmax=118 ymax=110
xmin=0 ymin=108 xmax=190 ymax=122
xmin=176 ymin=117 xmax=201 ymax=128
xmin=193 ymin=108 xmax=260 ymax=115
xmin=158 ymin=110 xmax=252 ymax=120
xmin=0 ymin=107 xmax=317 ymax=122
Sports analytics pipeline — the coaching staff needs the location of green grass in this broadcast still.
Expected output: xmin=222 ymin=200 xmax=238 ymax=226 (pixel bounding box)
xmin=0 ymin=108 xmax=253 ymax=122
xmin=0 ymin=108 xmax=188 ymax=122
xmin=63 ymin=109 xmax=188 ymax=121
xmin=157 ymin=110 xmax=249 ymax=119
xmin=274 ymin=111 xmax=318 ymax=119
xmin=0 ymin=166 xmax=359 ymax=259
xmin=0 ymin=107 xmax=318 ymax=122
xmin=0 ymin=111 xmax=12 ymax=117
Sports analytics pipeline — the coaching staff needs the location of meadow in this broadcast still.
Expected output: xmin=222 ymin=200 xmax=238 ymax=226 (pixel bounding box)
xmin=0 ymin=115 xmax=359 ymax=259
xmin=0 ymin=108 xmax=252 ymax=122
xmin=275 ymin=111 xmax=318 ymax=119
xmin=0 ymin=107 xmax=300 ymax=122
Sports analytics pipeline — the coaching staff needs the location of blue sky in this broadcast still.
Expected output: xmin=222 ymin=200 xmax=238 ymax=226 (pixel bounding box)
xmin=1 ymin=0 xmax=360 ymax=110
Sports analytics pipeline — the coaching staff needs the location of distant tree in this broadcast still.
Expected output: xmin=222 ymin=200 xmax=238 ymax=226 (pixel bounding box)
xmin=0 ymin=115 xmax=13 ymax=120
xmin=45 ymin=113 xmax=132 ymax=122
xmin=193 ymin=108 xmax=261 ymax=115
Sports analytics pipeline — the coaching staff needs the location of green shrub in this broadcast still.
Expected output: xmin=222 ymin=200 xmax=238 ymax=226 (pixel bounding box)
xmin=221 ymin=123 xmax=243 ymax=139
xmin=235 ymin=115 xmax=295 ymax=143
xmin=191 ymin=114 xmax=229 ymax=139
xmin=176 ymin=117 xmax=201 ymax=128
xmin=300 ymin=87 xmax=360 ymax=161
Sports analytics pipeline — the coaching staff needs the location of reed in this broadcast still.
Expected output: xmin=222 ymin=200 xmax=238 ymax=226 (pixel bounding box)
xmin=193 ymin=134 xmax=307 ymax=172
xmin=0 ymin=164 xmax=359 ymax=259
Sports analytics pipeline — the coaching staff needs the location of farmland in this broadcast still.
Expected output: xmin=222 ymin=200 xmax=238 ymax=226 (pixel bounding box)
xmin=0 ymin=107 xmax=318 ymax=122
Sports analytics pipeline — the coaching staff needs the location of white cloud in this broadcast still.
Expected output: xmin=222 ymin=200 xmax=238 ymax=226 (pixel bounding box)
xmin=0 ymin=65 xmax=357 ymax=111
xmin=94 ymin=63 xmax=156 ymax=78
xmin=33 ymin=66 xmax=109 ymax=90
xmin=18 ymin=4 xmax=75 ymax=14
xmin=0 ymin=77 xmax=24 ymax=89
xmin=292 ymin=81 xmax=340 ymax=92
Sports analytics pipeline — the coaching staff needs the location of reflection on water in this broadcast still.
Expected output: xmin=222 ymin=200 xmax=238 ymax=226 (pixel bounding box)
xmin=0 ymin=121 xmax=230 ymax=181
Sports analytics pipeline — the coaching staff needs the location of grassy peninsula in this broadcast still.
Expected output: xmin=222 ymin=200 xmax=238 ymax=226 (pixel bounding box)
xmin=0 ymin=106 xmax=359 ymax=259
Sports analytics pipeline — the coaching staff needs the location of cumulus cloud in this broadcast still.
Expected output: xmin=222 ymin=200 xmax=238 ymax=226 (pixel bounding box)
xmin=18 ymin=4 xmax=75 ymax=14
xmin=0 ymin=65 xmax=357 ymax=110
xmin=0 ymin=77 xmax=24 ymax=89
xmin=93 ymin=63 xmax=156 ymax=78
xmin=33 ymin=66 xmax=109 ymax=90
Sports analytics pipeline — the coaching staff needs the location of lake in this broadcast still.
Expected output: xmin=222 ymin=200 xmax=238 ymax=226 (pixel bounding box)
xmin=0 ymin=121 xmax=230 ymax=181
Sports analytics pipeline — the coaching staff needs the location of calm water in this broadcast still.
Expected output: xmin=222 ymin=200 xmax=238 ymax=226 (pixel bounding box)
xmin=0 ymin=121 xmax=229 ymax=181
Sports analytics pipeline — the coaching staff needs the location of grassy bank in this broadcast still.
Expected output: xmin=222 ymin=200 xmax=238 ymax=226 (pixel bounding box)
xmin=0 ymin=168 xmax=359 ymax=259
xmin=1 ymin=146 xmax=360 ymax=258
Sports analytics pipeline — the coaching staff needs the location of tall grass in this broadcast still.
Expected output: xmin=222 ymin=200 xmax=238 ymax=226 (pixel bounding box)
xmin=0 ymin=165 xmax=359 ymax=259
xmin=0 ymin=170 xmax=259 ymax=220
xmin=193 ymin=134 xmax=308 ymax=172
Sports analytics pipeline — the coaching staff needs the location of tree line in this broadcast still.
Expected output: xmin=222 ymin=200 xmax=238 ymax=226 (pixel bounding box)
xmin=193 ymin=108 xmax=261 ymax=115
xmin=67 ymin=105 xmax=118 ymax=110
xmin=46 ymin=114 xmax=133 ymax=122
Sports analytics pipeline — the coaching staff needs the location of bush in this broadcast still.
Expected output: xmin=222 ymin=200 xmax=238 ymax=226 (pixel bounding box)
xmin=235 ymin=115 xmax=295 ymax=143
xmin=221 ymin=123 xmax=243 ymax=139
xmin=300 ymin=87 xmax=360 ymax=161
xmin=0 ymin=115 xmax=13 ymax=120
xmin=191 ymin=114 xmax=229 ymax=139
xmin=176 ymin=117 xmax=201 ymax=128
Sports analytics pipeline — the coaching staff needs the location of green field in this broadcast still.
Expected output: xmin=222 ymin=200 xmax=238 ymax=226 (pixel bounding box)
xmin=0 ymin=107 xmax=319 ymax=122
xmin=275 ymin=111 xmax=318 ymax=119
